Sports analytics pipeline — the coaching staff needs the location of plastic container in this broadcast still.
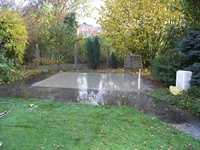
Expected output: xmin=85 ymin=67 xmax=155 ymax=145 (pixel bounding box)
xmin=176 ymin=70 xmax=192 ymax=91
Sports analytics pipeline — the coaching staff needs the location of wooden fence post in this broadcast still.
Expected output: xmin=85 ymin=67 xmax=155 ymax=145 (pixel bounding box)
xmin=36 ymin=44 xmax=40 ymax=68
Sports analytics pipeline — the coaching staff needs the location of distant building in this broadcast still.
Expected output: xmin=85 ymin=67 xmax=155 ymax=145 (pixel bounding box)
xmin=77 ymin=23 xmax=102 ymax=37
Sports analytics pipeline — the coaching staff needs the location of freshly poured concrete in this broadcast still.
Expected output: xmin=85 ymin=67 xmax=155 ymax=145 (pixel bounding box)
xmin=32 ymin=72 xmax=139 ymax=92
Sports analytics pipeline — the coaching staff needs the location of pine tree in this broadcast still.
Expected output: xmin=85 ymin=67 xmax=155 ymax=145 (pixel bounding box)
xmin=179 ymin=30 xmax=200 ymax=86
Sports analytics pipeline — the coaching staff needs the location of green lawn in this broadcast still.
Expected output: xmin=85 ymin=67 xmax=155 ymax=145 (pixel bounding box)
xmin=0 ymin=98 xmax=199 ymax=150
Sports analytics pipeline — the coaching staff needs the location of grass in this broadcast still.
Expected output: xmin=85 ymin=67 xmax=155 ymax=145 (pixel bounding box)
xmin=148 ymin=86 xmax=200 ymax=116
xmin=0 ymin=98 xmax=200 ymax=150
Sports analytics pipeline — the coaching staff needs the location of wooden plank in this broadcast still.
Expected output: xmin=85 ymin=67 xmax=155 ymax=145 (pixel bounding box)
xmin=124 ymin=54 xmax=142 ymax=71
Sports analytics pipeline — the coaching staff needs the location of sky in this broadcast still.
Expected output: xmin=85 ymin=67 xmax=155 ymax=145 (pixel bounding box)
xmin=78 ymin=0 xmax=103 ymax=26
xmin=15 ymin=0 xmax=103 ymax=26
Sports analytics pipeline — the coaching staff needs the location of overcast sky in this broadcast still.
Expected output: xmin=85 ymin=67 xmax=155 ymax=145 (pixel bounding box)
xmin=79 ymin=0 xmax=103 ymax=26
xmin=15 ymin=0 xmax=103 ymax=26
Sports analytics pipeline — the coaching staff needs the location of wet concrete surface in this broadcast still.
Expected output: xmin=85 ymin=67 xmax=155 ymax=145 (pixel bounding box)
xmin=0 ymin=72 xmax=199 ymax=140
xmin=32 ymin=72 xmax=139 ymax=92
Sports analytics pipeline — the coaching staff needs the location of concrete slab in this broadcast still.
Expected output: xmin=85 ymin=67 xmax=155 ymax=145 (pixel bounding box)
xmin=32 ymin=72 xmax=140 ymax=92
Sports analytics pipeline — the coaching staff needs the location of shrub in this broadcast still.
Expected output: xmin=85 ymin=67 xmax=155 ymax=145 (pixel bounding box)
xmin=0 ymin=54 xmax=38 ymax=84
xmin=40 ymin=58 xmax=64 ymax=66
xmin=86 ymin=36 xmax=100 ymax=69
xmin=110 ymin=52 xmax=117 ymax=69
xmin=150 ymin=49 xmax=186 ymax=85
xmin=170 ymin=86 xmax=200 ymax=116
xmin=0 ymin=10 xmax=28 ymax=64
xmin=149 ymin=86 xmax=200 ymax=116
xmin=151 ymin=30 xmax=200 ymax=86
xmin=0 ymin=54 xmax=16 ymax=83
xmin=77 ymin=38 xmax=87 ymax=63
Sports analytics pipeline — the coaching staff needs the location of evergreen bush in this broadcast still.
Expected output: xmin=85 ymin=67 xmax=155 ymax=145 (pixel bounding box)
xmin=150 ymin=49 xmax=186 ymax=85
xmin=179 ymin=30 xmax=200 ymax=86
xmin=110 ymin=52 xmax=117 ymax=69
xmin=86 ymin=36 xmax=100 ymax=69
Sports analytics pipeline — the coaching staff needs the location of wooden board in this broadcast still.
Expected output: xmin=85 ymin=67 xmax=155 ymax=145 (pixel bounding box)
xmin=124 ymin=55 xmax=142 ymax=71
